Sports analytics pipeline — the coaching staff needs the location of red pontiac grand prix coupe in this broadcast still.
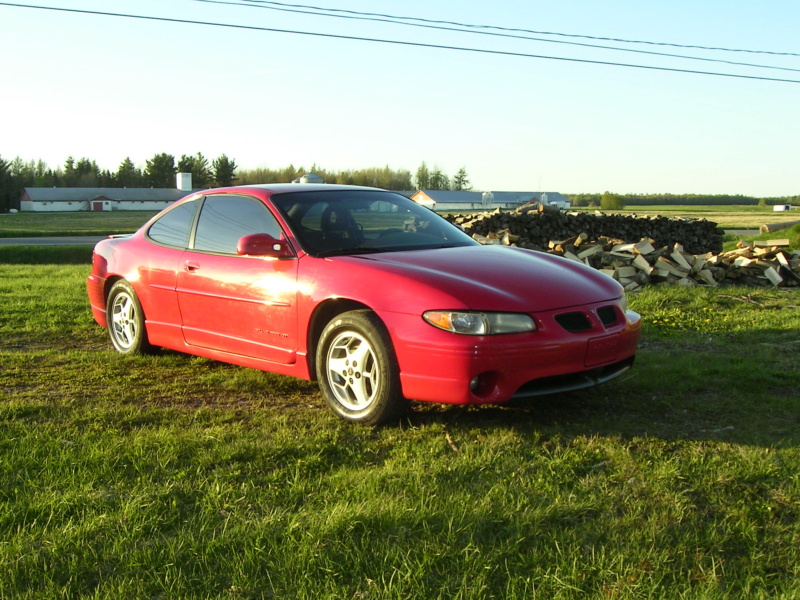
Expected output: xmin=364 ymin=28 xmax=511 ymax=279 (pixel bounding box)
xmin=87 ymin=184 xmax=641 ymax=424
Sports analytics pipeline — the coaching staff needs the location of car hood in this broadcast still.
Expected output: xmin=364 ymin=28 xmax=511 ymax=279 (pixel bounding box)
xmin=346 ymin=245 xmax=623 ymax=313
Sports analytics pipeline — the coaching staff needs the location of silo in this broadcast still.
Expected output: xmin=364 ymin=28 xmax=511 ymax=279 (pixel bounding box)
xmin=176 ymin=172 xmax=192 ymax=191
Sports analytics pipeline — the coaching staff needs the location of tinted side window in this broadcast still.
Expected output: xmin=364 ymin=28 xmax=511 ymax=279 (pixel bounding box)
xmin=193 ymin=195 xmax=282 ymax=254
xmin=148 ymin=199 xmax=199 ymax=248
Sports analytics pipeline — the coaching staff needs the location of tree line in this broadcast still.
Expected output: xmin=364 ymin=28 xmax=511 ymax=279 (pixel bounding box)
xmin=0 ymin=153 xmax=473 ymax=212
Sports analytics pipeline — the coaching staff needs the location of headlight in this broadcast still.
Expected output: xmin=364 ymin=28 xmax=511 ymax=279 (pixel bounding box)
xmin=423 ymin=311 xmax=536 ymax=335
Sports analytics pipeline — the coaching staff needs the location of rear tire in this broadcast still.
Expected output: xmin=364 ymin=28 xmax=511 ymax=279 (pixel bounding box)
xmin=316 ymin=310 xmax=408 ymax=425
xmin=106 ymin=280 xmax=154 ymax=355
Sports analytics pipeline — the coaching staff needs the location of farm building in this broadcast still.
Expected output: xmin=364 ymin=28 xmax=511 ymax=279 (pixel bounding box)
xmin=20 ymin=187 xmax=191 ymax=212
xmin=412 ymin=190 xmax=571 ymax=211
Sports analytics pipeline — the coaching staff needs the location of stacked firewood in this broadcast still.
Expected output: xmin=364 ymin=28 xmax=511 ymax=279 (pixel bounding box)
xmin=447 ymin=205 xmax=724 ymax=255
xmin=449 ymin=208 xmax=799 ymax=289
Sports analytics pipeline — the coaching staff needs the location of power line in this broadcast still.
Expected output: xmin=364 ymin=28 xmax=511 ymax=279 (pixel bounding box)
xmin=2 ymin=2 xmax=800 ymax=85
xmin=238 ymin=0 xmax=800 ymax=59
xmin=193 ymin=0 xmax=800 ymax=75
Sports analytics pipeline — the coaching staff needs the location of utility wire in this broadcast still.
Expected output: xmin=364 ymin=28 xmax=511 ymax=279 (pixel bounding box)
xmin=238 ymin=0 xmax=800 ymax=58
xmin=2 ymin=2 xmax=800 ymax=85
xmin=192 ymin=0 xmax=800 ymax=74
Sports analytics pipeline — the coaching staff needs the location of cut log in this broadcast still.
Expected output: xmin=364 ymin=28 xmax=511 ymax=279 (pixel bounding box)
xmin=754 ymin=239 xmax=790 ymax=248
xmin=764 ymin=267 xmax=783 ymax=286
xmin=632 ymin=254 xmax=654 ymax=274
xmin=634 ymin=239 xmax=655 ymax=255
xmin=670 ymin=249 xmax=693 ymax=271
xmin=759 ymin=219 xmax=800 ymax=233
xmin=657 ymin=257 xmax=690 ymax=277
xmin=578 ymin=245 xmax=603 ymax=260
xmin=697 ymin=269 xmax=718 ymax=287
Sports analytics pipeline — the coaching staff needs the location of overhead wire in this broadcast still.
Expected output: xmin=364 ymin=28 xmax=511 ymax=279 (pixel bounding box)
xmin=192 ymin=0 xmax=800 ymax=75
xmin=237 ymin=0 xmax=800 ymax=58
xmin=1 ymin=2 xmax=799 ymax=84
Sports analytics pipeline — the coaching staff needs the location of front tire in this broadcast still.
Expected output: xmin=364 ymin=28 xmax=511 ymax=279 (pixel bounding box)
xmin=316 ymin=310 xmax=407 ymax=425
xmin=106 ymin=280 xmax=153 ymax=355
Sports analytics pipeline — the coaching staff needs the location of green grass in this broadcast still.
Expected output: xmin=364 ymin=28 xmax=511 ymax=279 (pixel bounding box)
xmin=1 ymin=252 xmax=800 ymax=598
xmin=722 ymin=224 xmax=800 ymax=252
xmin=0 ymin=245 xmax=94 ymax=264
xmin=0 ymin=211 xmax=157 ymax=237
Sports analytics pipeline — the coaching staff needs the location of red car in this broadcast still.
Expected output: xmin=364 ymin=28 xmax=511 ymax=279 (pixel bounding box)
xmin=87 ymin=184 xmax=641 ymax=424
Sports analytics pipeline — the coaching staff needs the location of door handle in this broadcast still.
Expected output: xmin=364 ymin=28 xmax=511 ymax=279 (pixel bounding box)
xmin=184 ymin=261 xmax=200 ymax=272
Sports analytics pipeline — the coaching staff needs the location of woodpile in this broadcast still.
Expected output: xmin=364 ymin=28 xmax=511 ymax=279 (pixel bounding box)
xmin=447 ymin=207 xmax=800 ymax=289
xmin=448 ymin=205 xmax=724 ymax=255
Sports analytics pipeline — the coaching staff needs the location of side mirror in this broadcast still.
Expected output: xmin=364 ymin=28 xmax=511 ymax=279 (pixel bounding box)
xmin=236 ymin=233 xmax=294 ymax=258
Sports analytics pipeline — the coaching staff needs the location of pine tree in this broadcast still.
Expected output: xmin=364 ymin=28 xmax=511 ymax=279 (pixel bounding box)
xmin=145 ymin=153 xmax=177 ymax=187
xmin=212 ymin=154 xmax=238 ymax=186
xmin=452 ymin=167 xmax=471 ymax=191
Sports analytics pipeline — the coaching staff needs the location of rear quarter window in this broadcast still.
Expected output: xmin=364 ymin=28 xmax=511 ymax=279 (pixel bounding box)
xmin=147 ymin=199 xmax=200 ymax=248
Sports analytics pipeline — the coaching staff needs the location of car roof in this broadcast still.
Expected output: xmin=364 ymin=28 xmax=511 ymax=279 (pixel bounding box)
xmin=230 ymin=183 xmax=387 ymax=194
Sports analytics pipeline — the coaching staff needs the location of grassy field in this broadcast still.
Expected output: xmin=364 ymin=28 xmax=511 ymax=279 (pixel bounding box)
xmin=2 ymin=205 xmax=799 ymax=237
xmin=580 ymin=205 xmax=799 ymax=230
xmin=0 ymin=211 xmax=158 ymax=237
xmin=1 ymin=244 xmax=799 ymax=598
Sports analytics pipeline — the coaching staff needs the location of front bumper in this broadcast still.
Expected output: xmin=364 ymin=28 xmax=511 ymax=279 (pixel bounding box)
xmin=385 ymin=302 xmax=642 ymax=405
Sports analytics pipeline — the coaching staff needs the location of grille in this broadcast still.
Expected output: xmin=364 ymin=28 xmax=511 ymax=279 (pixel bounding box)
xmin=554 ymin=312 xmax=592 ymax=332
xmin=596 ymin=306 xmax=618 ymax=327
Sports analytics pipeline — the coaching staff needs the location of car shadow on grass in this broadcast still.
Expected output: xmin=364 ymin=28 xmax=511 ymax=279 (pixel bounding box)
xmin=403 ymin=379 xmax=800 ymax=450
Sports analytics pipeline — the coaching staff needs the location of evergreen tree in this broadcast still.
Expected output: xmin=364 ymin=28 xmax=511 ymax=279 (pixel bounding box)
xmin=429 ymin=167 xmax=450 ymax=190
xmin=75 ymin=158 xmax=100 ymax=187
xmin=116 ymin=157 xmax=143 ymax=187
xmin=62 ymin=156 xmax=78 ymax=187
xmin=212 ymin=154 xmax=238 ymax=186
xmin=415 ymin=162 xmax=430 ymax=189
xmin=0 ymin=155 xmax=13 ymax=211
xmin=177 ymin=152 xmax=212 ymax=188
xmin=452 ymin=167 xmax=471 ymax=191
xmin=145 ymin=153 xmax=177 ymax=187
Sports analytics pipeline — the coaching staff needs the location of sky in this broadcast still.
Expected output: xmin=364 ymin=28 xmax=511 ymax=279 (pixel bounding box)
xmin=1 ymin=0 xmax=798 ymax=196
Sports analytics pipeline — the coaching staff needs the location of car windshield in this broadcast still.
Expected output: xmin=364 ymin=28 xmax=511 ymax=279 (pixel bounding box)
xmin=271 ymin=189 xmax=478 ymax=257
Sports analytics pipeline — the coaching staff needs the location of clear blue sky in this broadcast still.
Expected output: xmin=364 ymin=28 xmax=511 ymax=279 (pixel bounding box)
xmin=1 ymin=0 xmax=798 ymax=196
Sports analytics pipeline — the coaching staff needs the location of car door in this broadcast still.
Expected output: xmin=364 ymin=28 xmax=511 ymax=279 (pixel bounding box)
xmin=176 ymin=193 xmax=299 ymax=365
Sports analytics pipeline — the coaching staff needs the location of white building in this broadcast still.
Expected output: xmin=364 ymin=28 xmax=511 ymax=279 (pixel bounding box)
xmin=411 ymin=190 xmax=571 ymax=211
xmin=20 ymin=188 xmax=191 ymax=212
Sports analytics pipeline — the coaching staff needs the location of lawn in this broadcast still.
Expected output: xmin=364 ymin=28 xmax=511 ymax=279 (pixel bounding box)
xmin=1 ymin=245 xmax=799 ymax=599
xmin=0 ymin=211 xmax=158 ymax=237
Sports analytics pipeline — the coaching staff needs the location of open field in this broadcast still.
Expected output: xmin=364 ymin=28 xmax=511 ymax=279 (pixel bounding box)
xmin=2 ymin=205 xmax=799 ymax=237
xmin=584 ymin=205 xmax=799 ymax=230
xmin=1 ymin=246 xmax=799 ymax=598
xmin=0 ymin=211 xmax=158 ymax=237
